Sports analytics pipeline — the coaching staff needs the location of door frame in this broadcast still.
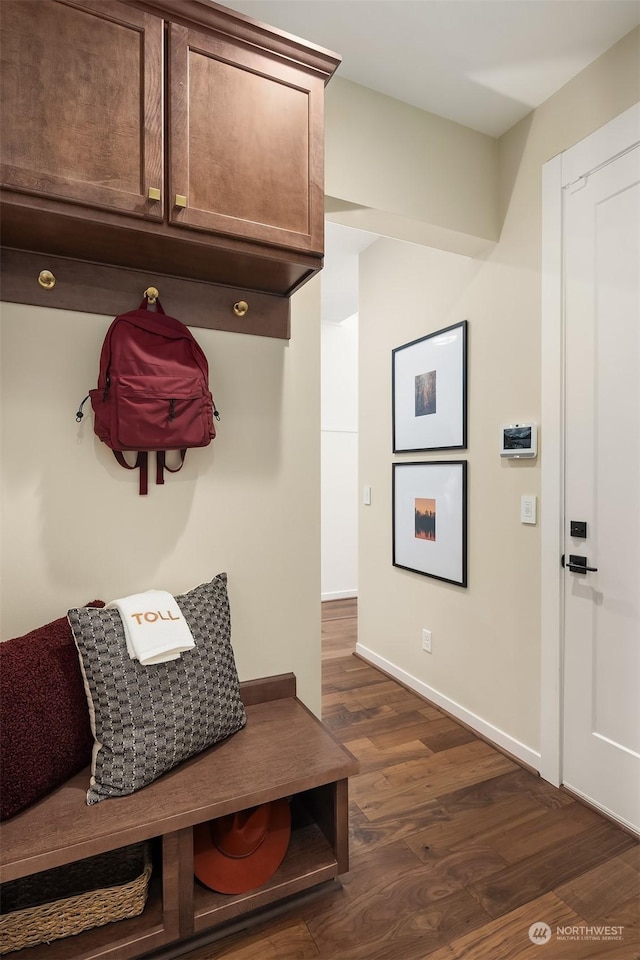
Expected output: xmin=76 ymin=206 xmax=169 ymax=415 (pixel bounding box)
xmin=540 ymin=102 xmax=640 ymax=789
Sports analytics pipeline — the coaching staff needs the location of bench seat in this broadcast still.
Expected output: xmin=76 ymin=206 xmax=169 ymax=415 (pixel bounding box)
xmin=0 ymin=674 xmax=358 ymax=960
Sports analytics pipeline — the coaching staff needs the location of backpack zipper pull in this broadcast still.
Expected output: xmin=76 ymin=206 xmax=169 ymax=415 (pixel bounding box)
xmin=169 ymin=398 xmax=176 ymax=421
xmin=213 ymin=402 xmax=221 ymax=422
xmin=75 ymin=395 xmax=89 ymax=422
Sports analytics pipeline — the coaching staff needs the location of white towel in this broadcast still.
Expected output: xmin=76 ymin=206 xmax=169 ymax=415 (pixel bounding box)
xmin=107 ymin=590 xmax=195 ymax=665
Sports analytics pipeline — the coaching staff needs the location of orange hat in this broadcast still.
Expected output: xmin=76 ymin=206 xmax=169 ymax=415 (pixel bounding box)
xmin=193 ymin=799 xmax=291 ymax=894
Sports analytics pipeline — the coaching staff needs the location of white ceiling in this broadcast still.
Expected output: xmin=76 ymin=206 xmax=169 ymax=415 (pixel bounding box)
xmin=222 ymin=0 xmax=640 ymax=137
xmin=221 ymin=0 xmax=640 ymax=320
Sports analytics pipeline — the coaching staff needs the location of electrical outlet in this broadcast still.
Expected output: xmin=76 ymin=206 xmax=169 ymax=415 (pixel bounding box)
xmin=422 ymin=628 xmax=432 ymax=653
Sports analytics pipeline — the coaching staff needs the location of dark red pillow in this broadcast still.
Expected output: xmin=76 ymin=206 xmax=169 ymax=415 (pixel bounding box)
xmin=0 ymin=603 xmax=104 ymax=820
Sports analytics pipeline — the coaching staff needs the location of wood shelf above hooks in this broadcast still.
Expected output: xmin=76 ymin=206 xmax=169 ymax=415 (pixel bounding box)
xmin=1 ymin=250 xmax=291 ymax=339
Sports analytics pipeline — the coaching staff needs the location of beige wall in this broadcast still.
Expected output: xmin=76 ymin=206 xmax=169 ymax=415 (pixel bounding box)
xmin=325 ymin=77 xmax=499 ymax=257
xmin=357 ymin=29 xmax=640 ymax=761
xmin=0 ymin=279 xmax=323 ymax=715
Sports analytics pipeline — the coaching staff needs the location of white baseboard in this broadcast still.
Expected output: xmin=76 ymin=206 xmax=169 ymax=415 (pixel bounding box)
xmin=355 ymin=643 xmax=541 ymax=772
xmin=321 ymin=590 xmax=358 ymax=602
xmin=561 ymin=781 xmax=640 ymax=837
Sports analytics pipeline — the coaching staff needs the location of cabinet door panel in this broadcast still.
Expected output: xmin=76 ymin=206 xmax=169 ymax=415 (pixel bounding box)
xmin=169 ymin=25 xmax=324 ymax=254
xmin=0 ymin=0 xmax=163 ymax=219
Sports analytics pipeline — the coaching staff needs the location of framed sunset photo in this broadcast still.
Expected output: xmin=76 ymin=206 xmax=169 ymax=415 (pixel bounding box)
xmin=392 ymin=320 xmax=467 ymax=452
xmin=392 ymin=460 xmax=467 ymax=586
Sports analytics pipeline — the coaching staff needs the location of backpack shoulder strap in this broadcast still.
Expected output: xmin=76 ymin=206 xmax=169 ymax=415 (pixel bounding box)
xmin=114 ymin=451 xmax=149 ymax=496
xmin=156 ymin=450 xmax=187 ymax=486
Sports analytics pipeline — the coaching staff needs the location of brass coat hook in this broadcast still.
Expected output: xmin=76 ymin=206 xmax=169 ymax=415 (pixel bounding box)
xmin=144 ymin=286 xmax=159 ymax=304
xmin=38 ymin=270 xmax=56 ymax=290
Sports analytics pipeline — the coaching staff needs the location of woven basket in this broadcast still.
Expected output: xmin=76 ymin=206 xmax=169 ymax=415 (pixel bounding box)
xmin=0 ymin=842 xmax=152 ymax=955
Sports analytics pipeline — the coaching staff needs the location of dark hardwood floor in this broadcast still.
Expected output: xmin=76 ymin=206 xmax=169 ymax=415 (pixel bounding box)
xmin=173 ymin=598 xmax=639 ymax=960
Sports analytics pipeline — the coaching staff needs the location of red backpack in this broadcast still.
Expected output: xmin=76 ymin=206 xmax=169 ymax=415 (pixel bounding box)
xmin=77 ymin=299 xmax=218 ymax=494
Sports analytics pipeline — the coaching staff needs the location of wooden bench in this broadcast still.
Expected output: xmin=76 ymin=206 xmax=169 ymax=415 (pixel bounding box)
xmin=0 ymin=674 xmax=358 ymax=959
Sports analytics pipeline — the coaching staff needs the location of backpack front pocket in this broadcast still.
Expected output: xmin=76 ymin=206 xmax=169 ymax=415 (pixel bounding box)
xmin=114 ymin=377 xmax=210 ymax=449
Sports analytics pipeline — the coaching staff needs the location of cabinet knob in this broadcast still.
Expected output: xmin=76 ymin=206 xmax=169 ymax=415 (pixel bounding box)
xmin=174 ymin=194 xmax=187 ymax=209
xmin=148 ymin=187 xmax=161 ymax=202
xmin=233 ymin=300 xmax=249 ymax=317
xmin=38 ymin=270 xmax=56 ymax=290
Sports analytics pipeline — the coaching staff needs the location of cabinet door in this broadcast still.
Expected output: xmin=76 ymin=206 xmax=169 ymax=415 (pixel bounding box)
xmin=168 ymin=24 xmax=324 ymax=255
xmin=0 ymin=0 xmax=164 ymax=220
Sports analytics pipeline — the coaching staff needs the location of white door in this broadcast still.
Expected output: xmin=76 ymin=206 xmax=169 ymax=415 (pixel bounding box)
xmin=562 ymin=121 xmax=640 ymax=832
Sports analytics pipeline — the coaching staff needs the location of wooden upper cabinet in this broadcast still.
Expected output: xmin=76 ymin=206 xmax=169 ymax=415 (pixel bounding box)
xmin=168 ymin=23 xmax=324 ymax=255
xmin=0 ymin=0 xmax=164 ymax=220
xmin=0 ymin=0 xmax=340 ymax=309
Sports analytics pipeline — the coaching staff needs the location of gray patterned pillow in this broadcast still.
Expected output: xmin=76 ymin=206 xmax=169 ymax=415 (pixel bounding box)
xmin=68 ymin=574 xmax=247 ymax=804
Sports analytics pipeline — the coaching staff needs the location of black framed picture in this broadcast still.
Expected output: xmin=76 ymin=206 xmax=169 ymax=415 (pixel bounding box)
xmin=392 ymin=320 xmax=467 ymax=452
xmin=393 ymin=460 xmax=467 ymax=587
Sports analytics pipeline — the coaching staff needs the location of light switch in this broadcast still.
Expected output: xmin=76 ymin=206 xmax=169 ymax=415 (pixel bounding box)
xmin=363 ymin=485 xmax=372 ymax=506
xmin=521 ymin=495 xmax=537 ymax=524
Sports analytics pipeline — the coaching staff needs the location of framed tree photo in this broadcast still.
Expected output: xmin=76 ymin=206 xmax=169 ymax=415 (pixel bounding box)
xmin=392 ymin=320 xmax=467 ymax=452
xmin=393 ymin=460 xmax=467 ymax=586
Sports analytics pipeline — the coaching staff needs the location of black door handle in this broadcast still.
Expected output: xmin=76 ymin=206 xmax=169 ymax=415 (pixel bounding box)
xmin=562 ymin=554 xmax=598 ymax=574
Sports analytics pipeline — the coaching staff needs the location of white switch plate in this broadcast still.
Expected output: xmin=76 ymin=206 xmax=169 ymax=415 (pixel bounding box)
xmin=363 ymin=485 xmax=372 ymax=506
xmin=521 ymin=495 xmax=537 ymax=524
